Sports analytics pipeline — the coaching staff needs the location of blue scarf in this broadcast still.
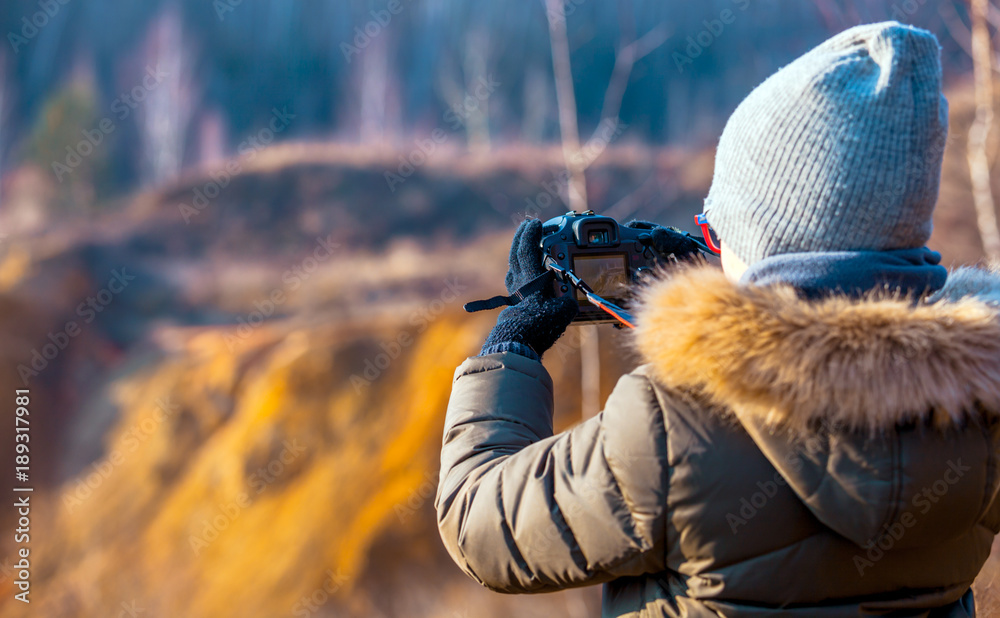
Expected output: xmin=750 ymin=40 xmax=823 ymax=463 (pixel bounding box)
xmin=739 ymin=247 xmax=948 ymax=300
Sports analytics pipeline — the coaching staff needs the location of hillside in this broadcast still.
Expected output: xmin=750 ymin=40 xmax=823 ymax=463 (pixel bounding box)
xmin=0 ymin=79 xmax=998 ymax=616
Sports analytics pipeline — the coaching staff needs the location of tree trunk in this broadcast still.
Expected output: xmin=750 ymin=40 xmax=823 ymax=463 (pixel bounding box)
xmin=544 ymin=0 xmax=588 ymax=212
xmin=969 ymin=0 xmax=1000 ymax=260
xmin=139 ymin=7 xmax=195 ymax=186
xmin=579 ymin=324 xmax=601 ymax=419
xmin=0 ymin=49 xmax=5 ymax=212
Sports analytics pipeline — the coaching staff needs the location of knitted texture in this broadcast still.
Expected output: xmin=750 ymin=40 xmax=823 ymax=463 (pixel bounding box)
xmin=624 ymin=220 xmax=706 ymax=262
xmin=704 ymin=21 xmax=949 ymax=265
xmin=480 ymin=295 xmax=578 ymax=358
xmin=739 ymin=247 xmax=947 ymax=300
xmin=480 ymin=219 xmax=578 ymax=359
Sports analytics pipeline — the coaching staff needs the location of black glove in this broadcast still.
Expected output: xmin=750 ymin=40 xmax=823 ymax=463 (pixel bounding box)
xmin=625 ymin=219 xmax=705 ymax=263
xmin=480 ymin=219 xmax=578 ymax=359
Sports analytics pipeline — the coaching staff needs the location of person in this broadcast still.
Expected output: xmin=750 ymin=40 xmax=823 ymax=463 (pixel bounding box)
xmin=435 ymin=21 xmax=1000 ymax=617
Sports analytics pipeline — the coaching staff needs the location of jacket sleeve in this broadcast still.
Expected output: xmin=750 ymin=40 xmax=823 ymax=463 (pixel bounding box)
xmin=434 ymin=351 xmax=669 ymax=593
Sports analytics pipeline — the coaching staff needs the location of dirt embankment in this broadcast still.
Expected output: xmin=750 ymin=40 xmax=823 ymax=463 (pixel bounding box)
xmin=0 ymin=78 xmax=997 ymax=616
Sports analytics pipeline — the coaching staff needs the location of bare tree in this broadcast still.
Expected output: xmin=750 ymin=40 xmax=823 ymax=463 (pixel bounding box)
xmin=0 ymin=48 xmax=15 ymax=244
xmin=987 ymin=1 xmax=1000 ymax=29
xmin=969 ymin=0 xmax=1000 ymax=259
xmin=351 ymin=25 xmax=403 ymax=148
xmin=437 ymin=27 xmax=493 ymax=154
xmin=545 ymin=0 xmax=671 ymax=212
xmin=542 ymin=0 xmax=670 ymax=419
xmin=521 ymin=63 xmax=551 ymax=143
xmin=138 ymin=7 xmax=198 ymax=186
xmin=359 ymin=32 xmax=390 ymax=146
xmin=591 ymin=2 xmax=669 ymax=141
xmin=0 ymin=48 xmax=6 ymax=212
xmin=587 ymin=24 xmax=669 ymax=150
xmin=941 ymin=1 xmax=1000 ymax=74
xmin=461 ymin=28 xmax=493 ymax=153
xmin=544 ymin=0 xmax=588 ymax=212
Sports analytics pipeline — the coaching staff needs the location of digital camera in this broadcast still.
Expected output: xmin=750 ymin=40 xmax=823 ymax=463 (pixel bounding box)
xmin=540 ymin=211 xmax=660 ymax=324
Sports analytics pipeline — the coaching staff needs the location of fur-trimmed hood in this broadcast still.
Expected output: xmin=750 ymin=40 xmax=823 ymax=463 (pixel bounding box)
xmin=633 ymin=264 xmax=1000 ymax=434
xmin=632 ymin=264 xmax=1000 ymax=546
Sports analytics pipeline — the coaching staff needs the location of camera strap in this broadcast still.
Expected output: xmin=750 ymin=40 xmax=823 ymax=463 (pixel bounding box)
xmin=463 ymin=271 xmax=555 ymax=313
xmin=544 ymin=259 xmax=636 ymax=328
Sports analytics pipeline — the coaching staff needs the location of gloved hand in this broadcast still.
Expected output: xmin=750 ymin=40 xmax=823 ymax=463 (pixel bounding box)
xmin=625 ymin=219 xmax=705 ymax=263
xmin=480 ymin=219 xmax=578 ymax=360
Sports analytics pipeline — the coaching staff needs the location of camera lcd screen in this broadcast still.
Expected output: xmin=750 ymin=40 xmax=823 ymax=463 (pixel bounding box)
xmin=572 ymin=254 xmax=628 ymax=302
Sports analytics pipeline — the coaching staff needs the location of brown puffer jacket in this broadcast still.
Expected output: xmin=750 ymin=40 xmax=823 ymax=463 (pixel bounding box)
xmin=435 ymin=265 xmax=1000 ymax=617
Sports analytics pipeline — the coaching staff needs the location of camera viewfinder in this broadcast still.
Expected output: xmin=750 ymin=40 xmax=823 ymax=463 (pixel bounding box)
xmin=588 ymin=229 xmax=610 ymax=245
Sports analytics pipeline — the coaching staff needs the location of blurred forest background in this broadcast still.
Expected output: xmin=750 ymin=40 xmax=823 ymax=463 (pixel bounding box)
xmin=0 ymin=0 xmax=998 ymax=616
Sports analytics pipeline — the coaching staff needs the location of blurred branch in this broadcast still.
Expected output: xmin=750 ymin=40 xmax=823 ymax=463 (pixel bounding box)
xmin=940 ymin=1 xmax=976 ymax=55
xmin=579 ymin=319 xmax=600 ymax=420
xmin=462 ymin=29 xmax=493 ymax=154
xmin=139 ymin=7 xmax=199 ymax=185
xmin=968 ymin=0 xmax=1000 ymax=259
xmin=940 ymin=1 xmax=1000 ymax=74
xmin=588 ymin=22 xmax=670 ymax=150
xmin=359 ymin=34 xmax=389 ymax=145
xmin=604 ymin=172 xmax=667 ymax=222
xmin=544 ymin=0 xmax=588 ymax=211
xmin=438 ymin=29 xmax=494 ymax=154
xmin=843 ymin=0 xmax=863 ymax=24
xmin=812 ymin=0 xmax=847 ymax=31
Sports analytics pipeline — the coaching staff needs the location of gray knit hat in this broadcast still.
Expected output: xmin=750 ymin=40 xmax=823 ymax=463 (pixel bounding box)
xmin=704 ymin=21 xmax=949 ymax=265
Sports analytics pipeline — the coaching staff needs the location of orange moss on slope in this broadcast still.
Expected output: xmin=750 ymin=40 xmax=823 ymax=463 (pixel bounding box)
xmin=3 ymin=311 xmax=494 ymax=617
